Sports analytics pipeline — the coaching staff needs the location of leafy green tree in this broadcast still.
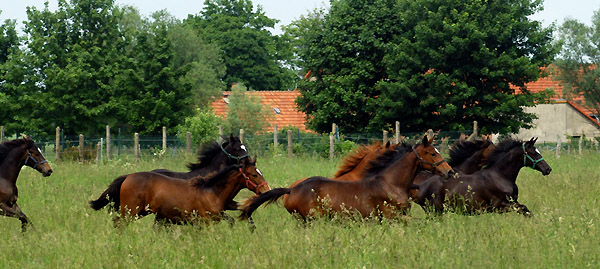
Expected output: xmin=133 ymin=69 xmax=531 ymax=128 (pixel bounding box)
xmin=177 ymin=108 xmax=222 ymax=146
xmin=553 ymin=10 xmax=600 ymax=115
xmin=186 ymin=0 xmax=296 ymax=91
xmin=224 ymin=83 xmax=272 ymax=135
xmin=295 ymin=0 xmax=556 ymax=134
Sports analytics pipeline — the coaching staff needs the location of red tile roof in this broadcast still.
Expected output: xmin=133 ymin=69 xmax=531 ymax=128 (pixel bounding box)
xmin=210 ymin=91 xmax=308 ymax=132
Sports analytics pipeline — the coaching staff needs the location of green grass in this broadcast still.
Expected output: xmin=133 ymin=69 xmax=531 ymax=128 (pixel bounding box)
xmin=1 ymin=152 xmax=599 ymax=268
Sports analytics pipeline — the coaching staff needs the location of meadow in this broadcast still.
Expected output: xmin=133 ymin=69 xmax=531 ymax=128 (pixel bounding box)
xmin=0 ymin=150 xmax=599 ymax=268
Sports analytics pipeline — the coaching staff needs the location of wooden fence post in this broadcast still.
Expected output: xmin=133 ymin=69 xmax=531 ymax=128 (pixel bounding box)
xmin=273 ymin=124 xmax=278 ymax=148
xmin=395 ymin=121 xmax=400 ymax=144
xmin=218 ymin=126 xmax=223 ymax=143
xmin=556 ymin=139 xmax=561 ymax=159
xmin=579 ymin=136 xmax=583 ymax=155
xmin=473 ymin=121 xmax=478 ymax=137
xmin=106 ymin=125 xmax=111 ymax=160
xmin=0 ymin=126 xmax=4 ymax=142
xmin=288 ymin=130 xmax=293 ymax=158
xmin=55 ymin=127 xmax=61 ymax=161
xmin=329 ymin=135 xmax=334 ymax=160
xmin=79 ymin=134 xmax=84 ymax=162
xmin=134 ymin=133 xmax=140 ymax=162
xmin=383 ymin=130 xmax=388 ymax=145
xmin=186 ymin=132 xmax=192 ymax=155
xmin=96 ymin=141 xmax=102 ymax=163
xmin=162 ymin=126 xmax=167 ymax=152
xmin=239 ymin=129 xmax=245 ymax=144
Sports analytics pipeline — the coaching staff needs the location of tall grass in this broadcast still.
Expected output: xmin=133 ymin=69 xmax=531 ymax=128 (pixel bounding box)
xmin=0 ymin=152 xmax=598 ymax=267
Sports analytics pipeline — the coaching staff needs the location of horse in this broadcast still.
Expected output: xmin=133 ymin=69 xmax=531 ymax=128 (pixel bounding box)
xmin=412 ymin=138 xmax=496 ymax=185
xmin=412 ymin=137 xmax=551 ymax=216
xmin=0 ymin=137 xmax=53 ymax=232
xmin=239 ymin=136 xmax=454 ymax=221
xmin=90 ymin=156 xmax=270 ymax=225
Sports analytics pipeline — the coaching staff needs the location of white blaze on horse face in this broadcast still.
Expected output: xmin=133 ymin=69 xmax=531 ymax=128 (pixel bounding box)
xmin=256 ymin=168 xmax=263 ymax=176
xmin=535 ymin=148 xmax=541 ymax=155
xmin=240 ymin=144 xmax=247 ymax=153
xmin=435 ymin=147 xmax=440 ymax=154
xmin=37 ymin=147 xmax=47 ymax=159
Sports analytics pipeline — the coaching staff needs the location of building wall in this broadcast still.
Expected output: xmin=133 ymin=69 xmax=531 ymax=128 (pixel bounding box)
xmin=516 ymin=103 xmax=600 ymax=142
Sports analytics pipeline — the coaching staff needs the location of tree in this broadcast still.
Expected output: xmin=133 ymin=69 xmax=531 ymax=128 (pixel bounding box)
xmin=553 ymin=10 xmax=600 ymax=116
xmin=224 ymin=83 xmax=272 ymax=135
xmin=186 ymin=0 xmax=297 ymax=91
xmin=295 ymin=0 xmax=556 ymax=134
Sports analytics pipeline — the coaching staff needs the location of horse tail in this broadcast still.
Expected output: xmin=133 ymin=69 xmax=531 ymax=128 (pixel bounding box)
xmin=239 ymin=188 xmax=291 ymax=220
xmin=89 ymin=175 xmax=128 ymax=211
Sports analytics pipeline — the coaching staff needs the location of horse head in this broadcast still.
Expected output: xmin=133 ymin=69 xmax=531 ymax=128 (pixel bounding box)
xmin=523 ymin=137 xmax=552 ymax=175
xmin=22 ymin=136 xmax=52 ymax=177
xmin=240 ymin=155 xmax=270 ymax=194
xmin=413 ymin=135 xmax=454 ymax=178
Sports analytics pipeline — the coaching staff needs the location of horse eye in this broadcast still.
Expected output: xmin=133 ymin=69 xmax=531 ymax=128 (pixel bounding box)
xmin=253 ymin=174 xmax=257 ymax=178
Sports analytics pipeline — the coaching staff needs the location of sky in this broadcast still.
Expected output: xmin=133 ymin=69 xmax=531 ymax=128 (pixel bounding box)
xmin=0 ymin=0 xmax=598 ymax=35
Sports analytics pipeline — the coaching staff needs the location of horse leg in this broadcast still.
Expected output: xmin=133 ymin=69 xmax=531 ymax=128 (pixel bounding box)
xmin=513 ymin=202 xmax=533 ymax=217
xmin=0 ymin=202 xmax=32 ymax=232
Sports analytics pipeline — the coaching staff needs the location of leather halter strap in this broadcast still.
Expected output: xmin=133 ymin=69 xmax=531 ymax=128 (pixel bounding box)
xmin=523 ymin=143 xmax=544 ymax=169
xmin=412 ymin=145 xmax=447 ymax=173
xmin=239 ymin=168 xmax=268 ymax=191
xmin=25 ymin=151 xmax=48 ymax=169
xmin=220 ymin=142 xmax=250 ymax=163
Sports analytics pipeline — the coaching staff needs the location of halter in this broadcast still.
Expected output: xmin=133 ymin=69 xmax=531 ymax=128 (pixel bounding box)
xmin=412 ymin=145 xmax=447 ymax=173
xmin=25 ymin=150 xmax=48 ymax=169
xmin=522 ymin=143 xmax=544 ymax=169
xmin=239 ymin=168 xmax=268 ymax=191
xmin=220 ymin=142 xmax=250 ymax=163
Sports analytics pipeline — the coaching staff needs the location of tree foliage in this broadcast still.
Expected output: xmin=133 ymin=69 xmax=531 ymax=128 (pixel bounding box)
xmin=224 ymin=83 xmax=272 ymax=135
xmin=295 ymin=0 xmax=556 ymax=134
xmin=553 ymin=9 xmax=600 ymax=116
xmin=186 ymin=0 xmax=297 ymax=91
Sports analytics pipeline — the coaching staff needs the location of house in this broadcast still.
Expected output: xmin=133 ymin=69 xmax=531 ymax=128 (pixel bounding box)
xmin=515 ymin=73 xmax=600 ymax=142
xmin=210 ymin=91 xmax=308 ymax=132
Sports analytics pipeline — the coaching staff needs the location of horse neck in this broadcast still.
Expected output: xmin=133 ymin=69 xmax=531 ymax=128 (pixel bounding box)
xmin=191 ymin=155 xmax=229 ymax=176
xmin=456 ymin=150 xmax=484 ymax=174
xmin=379 ymin=151 xmax=419 ymax=188
xmin=0 ymin=148 xmax=26 ymax=183
xmin=335 ymin=153 xmax=374 ymax=180
xmin=206 ymin=172 xmax=244 ymax=207
xmin=489 ymin=149 xmax=524 ymax=183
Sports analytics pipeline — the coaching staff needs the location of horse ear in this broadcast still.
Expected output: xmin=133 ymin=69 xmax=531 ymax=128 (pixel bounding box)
xmin=422 ymin=135 xmax=429 ymax=146
xmin=253 ymin=155 xmax=257 ymax=163
xmin=385 ymin=141 xmax=391 ymax=148
xmin=230 ymin=133 xmax=235 ymax=141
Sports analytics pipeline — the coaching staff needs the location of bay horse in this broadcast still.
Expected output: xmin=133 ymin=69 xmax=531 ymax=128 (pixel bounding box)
xmin=0 ymin=137 xmax=53 ymax=232
xmin=413 ymin=137 xmax=551 ymax=216
xmin=90 ymin=156 xmax=270 ymax=225
xmin=239 ymin=136 xmax=454 ymax=221
xmin=412 ymin=138 xmax=496 ymax=185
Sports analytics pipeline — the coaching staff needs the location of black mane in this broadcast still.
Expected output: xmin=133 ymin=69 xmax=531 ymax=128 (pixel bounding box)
xmin=191 ymin=164 xmax=240 ymax=189
xmin=186 ymin=136 xmax=241 ymax=171
xmin=484 ymin=138 xmax=522 ymax=168
xmin=0 ymin=138 xmax=32 ymax=164
xmin=363 ymin=143 xmax=413 ymax=178
xmin=448 ymin=139 xmax=489 ymax=167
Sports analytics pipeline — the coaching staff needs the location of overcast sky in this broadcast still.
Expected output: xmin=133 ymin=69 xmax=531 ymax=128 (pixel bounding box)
xmin=0 ymin=0 xmax=598 ymax=35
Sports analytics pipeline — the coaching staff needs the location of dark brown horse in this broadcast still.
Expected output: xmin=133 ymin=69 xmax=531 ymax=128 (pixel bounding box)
xmin=239 ymin=136 xmax=454 ymax=221
xmin=0 ymin=137 xmax=53 ymax=231
xmin=90 ymin=156 xmax=269 ymax=225
xmin=412 ymin=138 xmax=496 ymax=185
xmin=413 ymin=137 xmax=551 ymax=216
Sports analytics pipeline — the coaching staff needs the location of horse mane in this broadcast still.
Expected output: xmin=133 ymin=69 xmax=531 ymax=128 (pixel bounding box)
xmin=333 ymin=142 xmax=382 ymax=178
xmin=363 ymin=143 xmax=412 ymax=178
xmin=0 ymin=138 xmax=32 ymax=164
xmin=447 ymin=139 xmax=489 ymax=167
xmin=186 ymin=136 xmax=240 ymax=171
xmin=190 ymin=164 xmax=240 ymax=189
xmin=484 ymin=138 xmax=522 ymax=168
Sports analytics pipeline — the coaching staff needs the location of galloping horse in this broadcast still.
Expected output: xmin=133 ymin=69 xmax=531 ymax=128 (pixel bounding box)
xmin=90 ymin=156 xmax=269 ymax=225
xmin=412 ymin=138 xmax=496 ymax=185
xmin=413 ymin=137 xmax=551 ymax=216
xmin=239 ymin=136 xmax=454 ymax=221
xmin=0 ymin=137 xmax=53 ymax=232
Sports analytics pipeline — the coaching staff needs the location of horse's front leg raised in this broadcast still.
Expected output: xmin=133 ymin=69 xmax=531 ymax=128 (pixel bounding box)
xmin=0 ymin=202 xmax=32 ymax=232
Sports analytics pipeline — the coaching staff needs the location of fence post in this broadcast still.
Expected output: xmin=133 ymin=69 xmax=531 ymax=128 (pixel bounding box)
xmin=556 ymin=139 xmax=561 ymax=159
xmin=579 ymin=136 xmax=583 ymax=155
xmin=395 ymin=121 xmax=400 ymax=144
xmin=383 ymin=130 xmax=388 ymax=145
xmin=106 ymin=125 xmax=111 ymax=160
xmin=218 ymin=126 xmax=223 ymax=143
xmin=329 ymin=135 xmax=334 ymax=160
xmin=288 ymin=130 xmax=293 ymax=158
xmin=79 ymin=134 xmax=84 ymax=162
xmin=273 ymin=124 xmax=278 ymax=148
xmin=0 ymin=126 xmax=4 ymax=142
xmin=186 ymin=131 xmax=192 ymax=155
xmin=239 ymin=129 xmax=245 ymax=144
xmin=473 ymin=121 xmax=478 ymax=137
xmin=55 ymin=127 xmax=61 ymax=161
xmin=96 ymin=141 xmax=102 ymax=164
xmin=162 ymin=126 xmax=167 ymax=152
xmin=118 ymin=128 xmax=121 ymax=157
xmin=134 ymin=132 xmax=140 ymax=162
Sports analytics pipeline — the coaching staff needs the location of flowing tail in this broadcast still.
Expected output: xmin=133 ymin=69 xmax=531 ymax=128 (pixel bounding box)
xmin=239 ymin=188 xmax=291 ymax=220
xmin=89 ymin=175 xmax=128 ymax=211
